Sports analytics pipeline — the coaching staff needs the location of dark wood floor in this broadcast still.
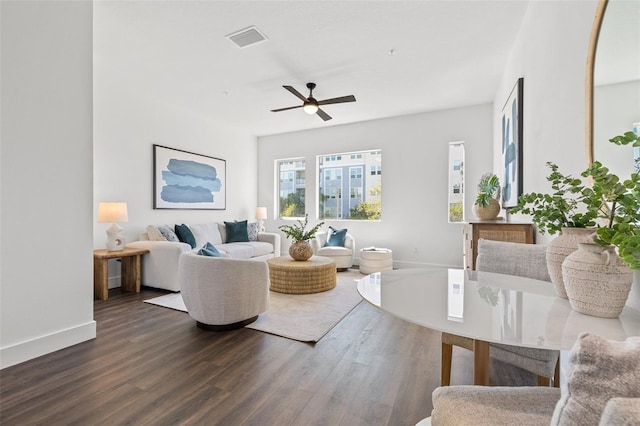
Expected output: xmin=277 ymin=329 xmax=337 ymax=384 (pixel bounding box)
xmin=1 ymin=287 xmax=534 ymax=425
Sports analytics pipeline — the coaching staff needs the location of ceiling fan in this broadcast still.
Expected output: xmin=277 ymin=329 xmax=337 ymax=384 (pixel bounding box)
xmin=271 ymin=83 xmax=356 ymax=121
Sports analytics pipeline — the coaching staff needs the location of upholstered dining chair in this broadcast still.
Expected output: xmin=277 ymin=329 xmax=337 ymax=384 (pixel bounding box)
xmin=441 ymin=239 xmax=560 ymax=387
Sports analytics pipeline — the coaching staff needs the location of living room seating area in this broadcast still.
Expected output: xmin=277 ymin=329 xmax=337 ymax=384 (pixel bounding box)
xmin=127 ymin=221 xmax=280 ymax=291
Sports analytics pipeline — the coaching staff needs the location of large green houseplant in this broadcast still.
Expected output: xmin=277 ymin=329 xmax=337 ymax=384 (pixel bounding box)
xmin=512 ymin=131 xmax=640 ymax=315
xmin=510 ymin=162 xmax=600 ymax=298
xmin=581 ymin=131 xmax=640 ymax=269
xmin=278 ymin=214 xmax=324 ymax=261
xmin=510 ymin=162 xmax=599 ymax=234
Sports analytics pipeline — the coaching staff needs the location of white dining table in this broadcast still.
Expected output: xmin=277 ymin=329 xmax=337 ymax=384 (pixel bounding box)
xmin=357 ymin=268 xmax=640 ymax=385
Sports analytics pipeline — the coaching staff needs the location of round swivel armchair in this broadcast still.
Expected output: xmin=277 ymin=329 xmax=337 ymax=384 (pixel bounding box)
xmin=178 ymin=252 xmax=270 ymax=331
xmin=311 ymin=229 xmax=355 ymax=271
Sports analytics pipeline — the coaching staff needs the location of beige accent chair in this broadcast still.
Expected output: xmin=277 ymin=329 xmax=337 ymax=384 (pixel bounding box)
xmin=441 ymin=239 xmax=560 ymax=387
xmin=178 ymin=252 xmax=270 ymax=330
xmin=430 ymin=333 xmax=640 ymax=426
xmin=311 ymin=230 xmax=355 ymax=271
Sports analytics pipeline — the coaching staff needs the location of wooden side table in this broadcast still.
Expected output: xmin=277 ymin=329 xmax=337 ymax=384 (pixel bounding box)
xmin=93 ymin=247 xmax=149 ymax=300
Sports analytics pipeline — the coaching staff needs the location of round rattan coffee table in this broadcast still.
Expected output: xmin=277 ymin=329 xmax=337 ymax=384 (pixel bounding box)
xmin=267 ymin=256 xmax=337 ymax=294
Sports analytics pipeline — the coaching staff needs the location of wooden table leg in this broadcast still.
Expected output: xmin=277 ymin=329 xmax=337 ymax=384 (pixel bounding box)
xmin=473 ymin=339 xmax=490 ymax=385
xmin=93 ymin=257 xmax=109 ymax=301
xmin=121 ymin=255 xmax=141 ymax=293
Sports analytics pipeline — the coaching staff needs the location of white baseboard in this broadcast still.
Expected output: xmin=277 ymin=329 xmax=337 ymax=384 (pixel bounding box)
xmin=108 ymin=275 xmax=121 ymax=289
xmin=0 ymin=321 xmax=96 ymax=369
xmin=356 ymin=258 xmax=461 ymax=270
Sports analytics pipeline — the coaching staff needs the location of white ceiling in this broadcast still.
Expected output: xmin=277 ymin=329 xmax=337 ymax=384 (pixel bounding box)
xmin=94 ymin=1 xmax=531 ymax=137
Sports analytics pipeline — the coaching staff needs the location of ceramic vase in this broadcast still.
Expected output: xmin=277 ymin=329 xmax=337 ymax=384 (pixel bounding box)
xmin=562 ymin=243 xmax=632 ymax=318
xmin=473 ymin=198 xmax=500 ymax=220
xmin=289 ymin=241 xmax=313 ymax=261
xmin=546 ymin=227 xmax=596 ymax=298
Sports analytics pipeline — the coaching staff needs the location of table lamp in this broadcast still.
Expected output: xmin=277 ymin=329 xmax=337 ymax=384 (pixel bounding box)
xmin=256 ymin=206 xmax=267 ymax=232
xmin=97 ymin=202 xmax=128 ymax=251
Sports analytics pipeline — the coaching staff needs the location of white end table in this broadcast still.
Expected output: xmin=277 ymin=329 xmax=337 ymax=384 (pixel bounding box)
xmin=359 ymin=248 xmax=393 ymax=274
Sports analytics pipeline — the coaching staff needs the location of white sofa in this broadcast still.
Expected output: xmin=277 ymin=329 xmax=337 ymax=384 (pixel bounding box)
xmin=127 ymin=222 xmax=280 ymax=291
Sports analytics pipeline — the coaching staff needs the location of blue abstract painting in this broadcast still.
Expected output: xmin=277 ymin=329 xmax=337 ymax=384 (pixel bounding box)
xmin=154 ymin=145 xmax=226 ymax=209
xmin=501 ymin=78 xmax=523 ymax=209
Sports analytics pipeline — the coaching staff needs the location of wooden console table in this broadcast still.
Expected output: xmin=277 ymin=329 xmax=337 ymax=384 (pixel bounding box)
xmin=463 ymin=221 xmax=534 ymax=270
xmin=93 ymin=247 xmax=149 ymax=300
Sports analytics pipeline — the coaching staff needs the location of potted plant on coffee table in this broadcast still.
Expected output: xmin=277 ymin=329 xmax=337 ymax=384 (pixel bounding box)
xmin=473 ymin=172 xmax=501 ymax=220
xmin=278 ymin=214 xmax=325 ymax=261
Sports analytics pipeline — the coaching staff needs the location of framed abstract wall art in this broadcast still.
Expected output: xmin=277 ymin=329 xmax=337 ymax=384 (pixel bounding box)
xmin=501 ymin=78 xmax=524 ymax=209
xmin=153 ymin=145 xmax=226 ymax=210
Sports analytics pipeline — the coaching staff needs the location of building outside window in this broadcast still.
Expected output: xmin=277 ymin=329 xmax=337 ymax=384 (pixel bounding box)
xmin=448 ymin=142 xmax=465 ymax=223
xmin=277 ymin=158 xmax=306 ymax=218
xmin=318 ymin=150 xmax=381 ymax=220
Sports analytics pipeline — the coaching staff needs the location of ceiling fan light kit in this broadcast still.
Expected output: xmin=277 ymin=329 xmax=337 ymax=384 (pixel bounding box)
xmin=271 ymin=82 xmax=356 ymax=121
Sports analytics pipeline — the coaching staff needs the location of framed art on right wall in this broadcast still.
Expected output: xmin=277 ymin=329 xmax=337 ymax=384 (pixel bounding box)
xmin=501 ymin=77 xmax=524 ymax=209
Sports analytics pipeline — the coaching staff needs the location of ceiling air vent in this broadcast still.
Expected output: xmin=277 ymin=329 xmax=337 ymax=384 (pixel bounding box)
xmin=226 ymin=26 xmax=268 ymax=48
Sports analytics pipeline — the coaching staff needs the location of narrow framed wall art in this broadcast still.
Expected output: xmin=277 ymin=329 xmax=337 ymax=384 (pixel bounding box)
xmin=153 ymin=144 xmax=226 ymax=210
xmin=501 ymin=77 xmax=524 ymax=209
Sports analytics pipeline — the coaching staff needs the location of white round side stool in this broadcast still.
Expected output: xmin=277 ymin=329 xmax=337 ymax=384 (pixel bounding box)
xmin=359 ymin=248 xmax=393 ymax=274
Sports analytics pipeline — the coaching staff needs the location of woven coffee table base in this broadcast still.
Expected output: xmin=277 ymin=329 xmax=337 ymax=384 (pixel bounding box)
xmin=267 ymin=256 xmax=337 ymax=294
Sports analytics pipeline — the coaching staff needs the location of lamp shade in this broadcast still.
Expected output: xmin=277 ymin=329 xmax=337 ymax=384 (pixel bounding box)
xmin=97 ymin=202 xmax=128 ymax=223
xmin=255 ymin=207 xmax=267 ymax=220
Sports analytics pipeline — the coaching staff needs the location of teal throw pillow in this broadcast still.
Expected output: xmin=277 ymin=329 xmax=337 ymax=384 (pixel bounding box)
xmin=326 ymin=226 xmax=348 ymax=247
xmin=197 ymin=242 xmax=221 ymax=257
xmin=175 ymin=224 xmax=196 ymax=248
xmin=224 ymin=220 xmax=249 ymax=243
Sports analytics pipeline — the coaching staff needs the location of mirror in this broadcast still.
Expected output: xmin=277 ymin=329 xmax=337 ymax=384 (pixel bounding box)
xmin=587 ymin=0 xmax=640 ymax=176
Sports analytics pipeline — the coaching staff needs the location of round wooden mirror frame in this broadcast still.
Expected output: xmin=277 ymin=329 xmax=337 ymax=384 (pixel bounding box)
xmin=585 ymin=0 xmax=609 ymax=165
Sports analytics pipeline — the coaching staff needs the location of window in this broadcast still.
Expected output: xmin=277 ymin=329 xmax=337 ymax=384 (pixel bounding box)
xmin=448 ymin=142 xmax=465 ymax=223
xmin=350 ymin=166 xmax=362 ymax=179
xmin=277 ymin=159 xmax=306 ymax=218
xmin=318 ymin=149 xmax=381 ymax=220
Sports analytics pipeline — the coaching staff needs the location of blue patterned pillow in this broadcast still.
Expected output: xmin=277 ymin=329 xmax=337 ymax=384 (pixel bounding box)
xmin=247 ymin=222 xmax=259 ymax=241
xmin=197 ymin=242 xmax=221 ymax=257
xmin=326 ymin=226 xmax=347 ymax=247
xmin=157 ymin=225 xmax=179 ymax=242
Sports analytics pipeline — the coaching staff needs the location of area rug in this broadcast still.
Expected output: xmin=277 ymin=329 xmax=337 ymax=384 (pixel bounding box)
xmin=144 ymin=269 xmax=364 ymax=342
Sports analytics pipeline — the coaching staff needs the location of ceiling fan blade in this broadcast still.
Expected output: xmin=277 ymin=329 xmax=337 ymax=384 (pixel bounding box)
xmin=317 ymin=95 xmax=356 ymax=106
xmin=271 ymin=105 xmax=303 ymax=112
xmin=283 ymin=85 xmax=308 ymax=102
xmin=316 ymin=108 xmax=332 ymax=121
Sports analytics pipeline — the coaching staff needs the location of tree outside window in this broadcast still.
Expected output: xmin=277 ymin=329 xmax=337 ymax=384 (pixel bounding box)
xmin=278 ymin=159 xmax=306 ymax=218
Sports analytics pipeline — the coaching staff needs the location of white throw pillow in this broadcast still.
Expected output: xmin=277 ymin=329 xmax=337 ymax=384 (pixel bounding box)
xmin=146 ymin=225 xmax=166 ymax=241
xmin=189 ymin=223 xmax=222 ymax=247
xmin=247 ymin=222 xmax=259 ymax=241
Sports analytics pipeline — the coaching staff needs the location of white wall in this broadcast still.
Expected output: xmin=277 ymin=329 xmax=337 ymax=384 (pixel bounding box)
xmin=93 ymin=15 xmax=259 ymax=287
xmin=258 ymin=104 xmax=494 ymax=269
xmin=0 ymin=1 xmax=96 ymax=368
xmin=497 ymin=0 xmax=599 ymax=244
